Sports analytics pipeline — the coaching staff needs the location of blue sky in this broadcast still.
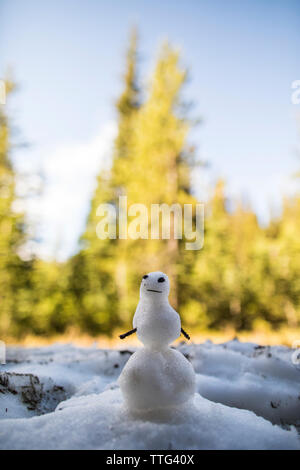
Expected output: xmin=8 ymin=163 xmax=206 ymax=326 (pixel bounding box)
xmin=0 ymin=0 xmax=299 ymax=259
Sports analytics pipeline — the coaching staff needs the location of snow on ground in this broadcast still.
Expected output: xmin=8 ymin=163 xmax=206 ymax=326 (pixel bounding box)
xmin=0 ymin=340 xmax=299 ymax=449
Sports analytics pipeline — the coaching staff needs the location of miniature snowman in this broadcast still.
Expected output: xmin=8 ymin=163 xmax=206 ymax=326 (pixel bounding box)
xmin=118 ymin=271 xmax=196 ymax=412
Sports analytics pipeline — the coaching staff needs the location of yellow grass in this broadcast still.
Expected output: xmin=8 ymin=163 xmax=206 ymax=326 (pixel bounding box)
xmin=4 ymin=326 xmax=300 ymax=349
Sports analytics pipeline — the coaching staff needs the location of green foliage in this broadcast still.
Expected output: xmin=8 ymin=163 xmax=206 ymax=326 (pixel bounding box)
xmin=1 ymin=36 xmax=300 ymax=339
xmin=0 ymin=82 xmax=34 ymax=337
xmin=67 ymin=28 xmax=141 ymax=335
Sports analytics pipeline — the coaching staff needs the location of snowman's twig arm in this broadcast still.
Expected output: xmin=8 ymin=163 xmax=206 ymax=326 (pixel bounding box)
xmin=119 ymin=328 xmax=137 ymax=340
xmin=181 ymin=327 xmax=190 ymax=341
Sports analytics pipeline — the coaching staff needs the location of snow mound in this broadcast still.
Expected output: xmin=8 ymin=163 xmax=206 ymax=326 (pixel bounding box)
xmin=180 ymin=340 xmax=300 ymax=425
xmin=0 ymin=340 xmax=300 ymax=449
xmin=0 ymin=389 xmax=299 ymax=450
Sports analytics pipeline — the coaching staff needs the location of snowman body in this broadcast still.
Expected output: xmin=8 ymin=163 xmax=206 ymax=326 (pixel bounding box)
xmin=118 ymin=271 xmax=196 ymax=412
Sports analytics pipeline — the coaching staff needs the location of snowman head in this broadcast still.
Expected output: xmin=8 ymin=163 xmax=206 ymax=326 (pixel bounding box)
xmin=140 ymin=271 xmax=170 ymax=300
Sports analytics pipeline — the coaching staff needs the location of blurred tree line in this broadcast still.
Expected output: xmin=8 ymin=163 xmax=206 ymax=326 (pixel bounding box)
xmin=1 ymin=31 xmax=300 ymax=339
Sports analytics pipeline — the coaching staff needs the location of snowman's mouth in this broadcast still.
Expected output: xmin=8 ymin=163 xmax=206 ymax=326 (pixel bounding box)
xmin=147 ymin=289 xmax=162 ymax=293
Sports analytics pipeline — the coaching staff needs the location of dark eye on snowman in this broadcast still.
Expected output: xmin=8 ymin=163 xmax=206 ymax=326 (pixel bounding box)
xmin=143 ymin=275 xmax=148 ymax=279
xmin=157 ymin=277 xmax=165 ymax=283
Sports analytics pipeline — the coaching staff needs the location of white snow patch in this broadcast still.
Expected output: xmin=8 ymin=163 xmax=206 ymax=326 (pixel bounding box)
xmin=0 ymin=389 xmax=299 ymax=450
xmin=0 ymin=340 xmax=299 ymax=450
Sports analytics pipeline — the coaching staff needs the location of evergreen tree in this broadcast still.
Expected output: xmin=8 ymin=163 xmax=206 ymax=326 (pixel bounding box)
xmin=113 ymin=42 xmax=199 ymax=315
xmin=4 ymin=36 xmax=300 ymax=339
xmin=262 ymin=196 xmax=300 ymax=328
xmin=68 ymin=28 xmax=140 ymax=334
xmin=0 ymin=82 xmax=32 ymax=337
